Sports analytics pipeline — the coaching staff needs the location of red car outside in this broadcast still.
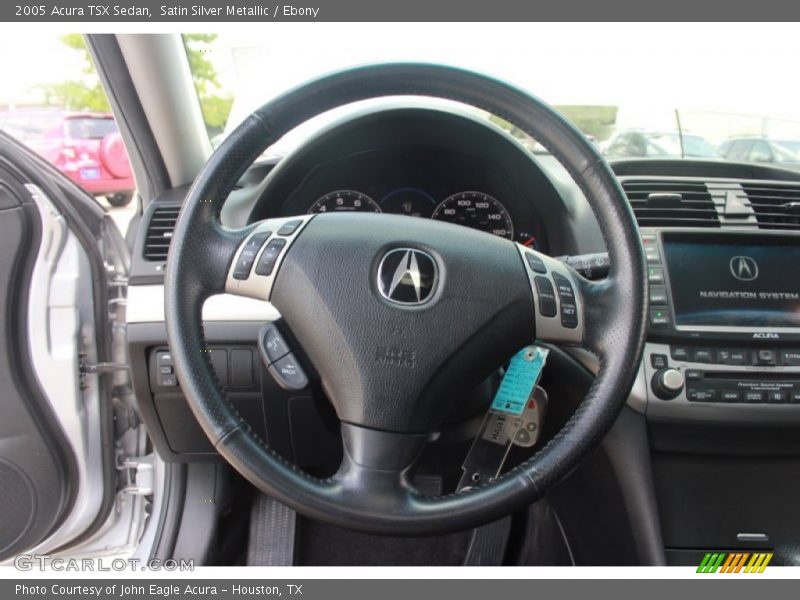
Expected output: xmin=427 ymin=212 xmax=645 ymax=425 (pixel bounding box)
xmin=0 ymin=110 xmax=135 ymax=206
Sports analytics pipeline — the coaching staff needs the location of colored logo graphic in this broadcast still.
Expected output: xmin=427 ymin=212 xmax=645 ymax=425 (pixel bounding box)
xmin=697 ymin=552 xmax=773 ymax=573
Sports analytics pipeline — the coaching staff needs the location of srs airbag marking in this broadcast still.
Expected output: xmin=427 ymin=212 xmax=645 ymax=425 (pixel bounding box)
xmin=375 ymin=347 xmax=416 ymax=368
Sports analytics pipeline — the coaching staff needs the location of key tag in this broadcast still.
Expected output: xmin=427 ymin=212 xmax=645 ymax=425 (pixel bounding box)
xmin=458 ymin=345 xmax=549 ymax=491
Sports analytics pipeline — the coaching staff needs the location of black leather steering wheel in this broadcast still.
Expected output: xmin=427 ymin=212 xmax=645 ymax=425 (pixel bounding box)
xmin=165 ymin=63 xmax=647 ymax=536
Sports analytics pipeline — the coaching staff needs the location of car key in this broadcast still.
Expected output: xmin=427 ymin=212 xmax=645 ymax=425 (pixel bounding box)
xmin=458 ymin=345 xmax=549 ymax=490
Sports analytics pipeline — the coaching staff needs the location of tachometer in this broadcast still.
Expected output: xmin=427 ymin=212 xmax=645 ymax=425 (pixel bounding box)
xmin=431 ymin=191 xmax=514 ymax=239
xmin=308 ymin=190 xmax=381 ymax=213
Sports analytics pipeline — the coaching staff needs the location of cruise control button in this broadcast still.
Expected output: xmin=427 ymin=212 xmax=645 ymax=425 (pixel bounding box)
xmin=560 ymin=303 xmax=578 ymax=329
xmin=534 ymin=276 xmax=558 ymax=318
xmin=259 ymin=324 xmax=290 ymax=364
xmin=268 ymin=353 xmax=309 ymax=390
xmin=277 ymin=219 xmax=303 ymax=236
xmin=254 ymin=238 xmax=287 ymax=276
xmin=551 ymin=273 xmax=575 ymax=301
xmin=525 ymin=252 xmax=547 ymax=274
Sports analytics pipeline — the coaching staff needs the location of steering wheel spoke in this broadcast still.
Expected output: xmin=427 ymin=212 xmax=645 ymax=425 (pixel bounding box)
xmin=223 ymin=215 xmax=314 ymax=301
xmin=332 ymin=423 xmax=430 ymax=505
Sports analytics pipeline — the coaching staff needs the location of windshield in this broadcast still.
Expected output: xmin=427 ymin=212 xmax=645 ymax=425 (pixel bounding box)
xmin=187 ymin=24 xmax=800 ymax=165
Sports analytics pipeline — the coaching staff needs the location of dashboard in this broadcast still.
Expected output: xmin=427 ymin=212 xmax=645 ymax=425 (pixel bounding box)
xmin=246 ymin=105 xmax=565 ymax=254
xmin=281 ymin=146 xmax=536 ymax=247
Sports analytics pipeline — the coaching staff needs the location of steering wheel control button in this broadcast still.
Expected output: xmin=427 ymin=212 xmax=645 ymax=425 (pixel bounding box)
xmin=233 ymin=231 xmax=271 ymax=280
xmin=649 ymin=308 xmax=670 ymax=328
xmin=268 ymin=353 xmax=309 ymax=390
xmin=255 ymin=238 xmax=287 ymax=276
xmin=259 ymin=324 xmax=291 ymax=364
xmin=156 ymin=351 xmax=178 ymax=387
xmin=525 ymin=252 xmax=547 ymax=274
xmin=534 ymin=276 xmax=558 ymax=318
xmin=652 ymin=368 xmax=684 ymax=400
xmin=552 ymin=272 xmax=578 ymax=328
xmin=277 ymin=219 xmax=303 ymax=236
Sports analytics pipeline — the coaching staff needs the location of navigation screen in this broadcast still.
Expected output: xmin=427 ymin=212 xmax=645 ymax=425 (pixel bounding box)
xmin=662 ymin=240 xmax=800 ymax=328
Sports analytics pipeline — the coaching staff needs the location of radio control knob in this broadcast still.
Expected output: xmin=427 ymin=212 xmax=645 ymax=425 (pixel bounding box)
xmin=652 ymin=368 xmax=684 ymax=400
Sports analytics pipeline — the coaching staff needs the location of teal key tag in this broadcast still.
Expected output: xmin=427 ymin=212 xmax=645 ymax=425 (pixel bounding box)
xmin=458 ymin=345 xmax=549 ymax=490
xmin=490 ymin=346 xmax=549 ymax=415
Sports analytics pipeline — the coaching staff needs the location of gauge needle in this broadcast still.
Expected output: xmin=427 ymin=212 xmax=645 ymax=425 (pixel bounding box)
xmin=522 ymin=238 xmax=536 ymax=248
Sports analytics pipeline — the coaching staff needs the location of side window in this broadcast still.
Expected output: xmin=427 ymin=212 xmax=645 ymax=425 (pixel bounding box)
xmin=749 ymin=140 xmax=773 ymax=163
xmin=0 ymin=34 xmax=137 ymax=230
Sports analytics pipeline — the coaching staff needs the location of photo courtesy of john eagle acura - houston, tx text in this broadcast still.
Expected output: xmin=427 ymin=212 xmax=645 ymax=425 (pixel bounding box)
xmin=0 ymin=19 xmax=799 ymax=585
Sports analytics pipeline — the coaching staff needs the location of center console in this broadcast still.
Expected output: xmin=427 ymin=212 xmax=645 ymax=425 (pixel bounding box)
xmin=639 ymin=228 xmax=800 ymax=423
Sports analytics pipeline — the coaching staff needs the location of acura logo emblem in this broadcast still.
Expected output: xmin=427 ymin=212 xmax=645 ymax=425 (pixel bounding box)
xmin=729 ymin=255 xmax=759 ymax=281
xmin=377 ymin=248 xmax=438 ymax=305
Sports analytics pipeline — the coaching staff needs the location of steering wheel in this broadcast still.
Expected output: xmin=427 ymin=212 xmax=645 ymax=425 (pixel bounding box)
xmin=165 ymin=64 xmax=647 ymax=536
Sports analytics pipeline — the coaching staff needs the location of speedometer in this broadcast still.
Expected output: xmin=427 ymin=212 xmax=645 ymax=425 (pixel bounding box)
xmin=308 ymin=190 xmax=381 ymax=214
xmin=431 ymin=192 xmax=514 ymax=240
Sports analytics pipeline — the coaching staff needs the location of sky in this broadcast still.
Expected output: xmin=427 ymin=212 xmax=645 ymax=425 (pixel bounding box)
xmin=2 ymin=23 xmax=800 ymax=142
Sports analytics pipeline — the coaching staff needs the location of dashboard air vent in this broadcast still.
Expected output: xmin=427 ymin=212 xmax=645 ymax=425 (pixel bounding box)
xmin=143 ymin=205 xmax=181 ymax=261
xmin=621 ymin=180 xmax=720 ymax=228
xmin=741 ymin=183 xmax=800 ymax=231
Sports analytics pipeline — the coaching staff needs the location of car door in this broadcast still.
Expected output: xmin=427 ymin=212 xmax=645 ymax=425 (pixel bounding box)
xmin=0 ymin=130 xmax=145 ymax=562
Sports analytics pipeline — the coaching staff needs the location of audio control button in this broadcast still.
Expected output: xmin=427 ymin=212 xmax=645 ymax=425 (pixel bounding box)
xmin=721 ymin=390 xmax=741 ymax=403
xmin=652 ymin=368 xmax=684 ymax=400
xmin=767 ymin=390 xmax=788 ymax=403
xmin=687 ymin=388 xmax=718 ymax=403
xmin=743 ymin=391 xmax=765 ymax=403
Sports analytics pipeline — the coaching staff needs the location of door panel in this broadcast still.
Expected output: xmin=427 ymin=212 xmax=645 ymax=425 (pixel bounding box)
xmin=0 ymin=165 xmax=76 ymax=559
